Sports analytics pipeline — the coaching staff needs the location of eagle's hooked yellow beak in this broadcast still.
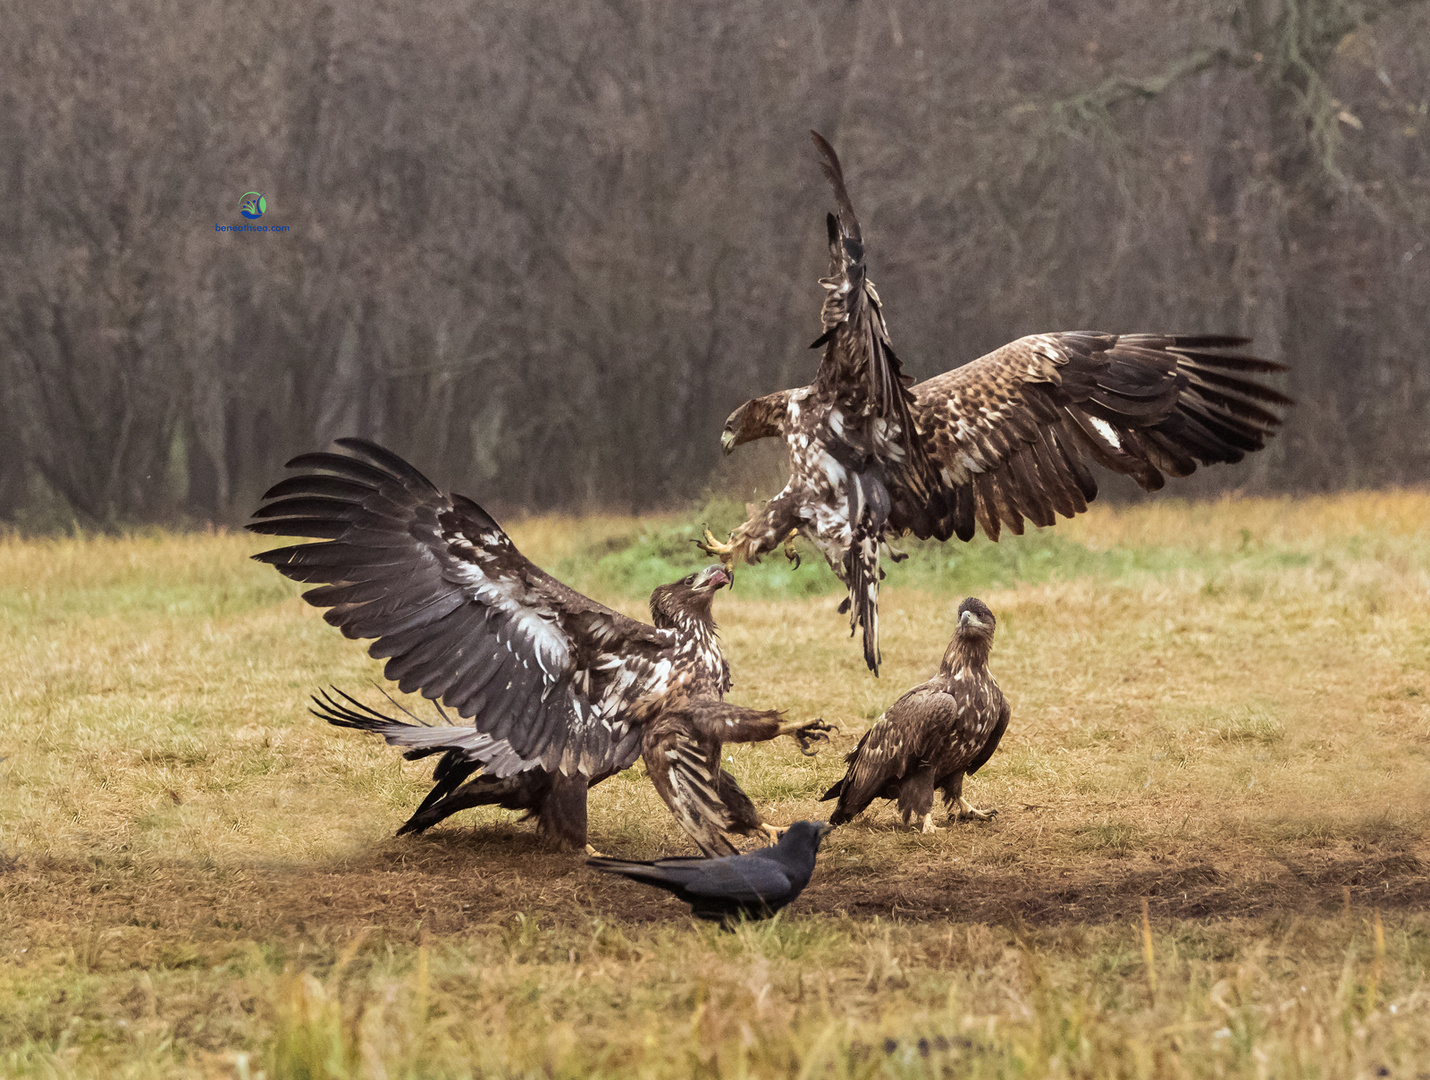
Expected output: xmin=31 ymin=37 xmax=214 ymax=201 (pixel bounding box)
xmin=696 ymin=565 xmax=732 ymax=591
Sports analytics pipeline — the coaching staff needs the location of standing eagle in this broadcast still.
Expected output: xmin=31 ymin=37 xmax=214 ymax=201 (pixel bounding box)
xmin=821 ymin=597 xmax=1007 ymax=833
xmin=248 ymin=438 xmax=831 ymax=856
xmin=701 ymin=132 xmax=1292 ymax=673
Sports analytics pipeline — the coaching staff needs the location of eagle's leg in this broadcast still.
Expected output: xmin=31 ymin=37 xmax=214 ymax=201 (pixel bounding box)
xmin=919 ymin=812 xmax=940 ymax=835
xmin=953 ymin=796 xmax=998 ymax=822
xmin=776 ymin=717 xmax=836 ymax=754
xmin=758 ymin=822 xmax=786 ymax=843
xmin=697 ymin=491 xmax=804 ymax=568
xmin=585 ymin=843 xmax=608 ymax=858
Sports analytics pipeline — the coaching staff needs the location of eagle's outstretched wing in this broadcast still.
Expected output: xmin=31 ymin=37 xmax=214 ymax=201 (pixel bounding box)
xmin=809 ymin=131 xmax=932 ymax=495
xmin=249 ymin=438 xmax=672 ymax=779
xmin=897 ymin=333 xmax=1291 ymax=542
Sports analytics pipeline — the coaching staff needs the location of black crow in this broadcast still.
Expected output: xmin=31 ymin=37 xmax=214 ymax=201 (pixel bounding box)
xmin=587 ymin=820 xmax=833 ymax=923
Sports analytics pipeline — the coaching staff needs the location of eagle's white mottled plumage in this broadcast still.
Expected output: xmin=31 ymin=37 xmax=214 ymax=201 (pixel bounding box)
xmin=713 ymin=133 xmax=1291 ymax=673
xmin=251 ymin=438 xmax=828 ymax=855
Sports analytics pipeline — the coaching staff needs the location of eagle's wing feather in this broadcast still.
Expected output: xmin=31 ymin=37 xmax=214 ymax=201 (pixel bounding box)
xmin=826 ymin=688 xmax=949 ymax=822
xmin=250 ymin=438 xmax=669 ymax=778
xmin=965 ymin=695 xmax=1010 ymax=777
xmin=899 ymin=333 xmax=1291 ymax=541
xmin=642 ymin=723 xmax=740 ymax=857
xmin=639 ymin=699 xmax=789 ymax=857
xmin=809 ymin=132 xmax=930 ymax=493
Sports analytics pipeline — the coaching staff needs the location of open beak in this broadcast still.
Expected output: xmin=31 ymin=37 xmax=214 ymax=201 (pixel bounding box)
xmin=698 ymin=565 xmax=732 ymax=591
xmin=720 ymin=428 xmax=736 ymax=454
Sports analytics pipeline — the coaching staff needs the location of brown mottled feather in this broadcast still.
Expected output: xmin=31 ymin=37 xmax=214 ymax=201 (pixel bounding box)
xmin=901 ymin=332 xmax=1291 ymax=541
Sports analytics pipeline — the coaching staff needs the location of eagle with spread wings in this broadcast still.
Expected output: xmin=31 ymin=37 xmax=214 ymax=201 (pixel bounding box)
xmin=248 ymin=438 xmax=831 ymax=856
xmin=701 ymin=132 xmax=1292 ymax=673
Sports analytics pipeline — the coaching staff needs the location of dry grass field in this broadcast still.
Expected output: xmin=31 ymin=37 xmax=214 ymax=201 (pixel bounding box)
xmin=2 ymin=493 xmax=1429 ymax=1078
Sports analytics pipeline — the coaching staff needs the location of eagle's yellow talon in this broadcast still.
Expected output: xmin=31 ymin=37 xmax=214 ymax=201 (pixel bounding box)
xmin=783 ymin=531 xmax=802 ymax=569
xmin=758 ymin=822 xmax=786 ymax=844
xmin=693 ymin=527 xmax=738 ymax=567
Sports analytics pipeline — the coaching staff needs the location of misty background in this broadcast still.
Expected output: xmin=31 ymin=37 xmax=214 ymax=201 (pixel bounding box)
xmin=2 ymin=0 xmax=1428 ymax=530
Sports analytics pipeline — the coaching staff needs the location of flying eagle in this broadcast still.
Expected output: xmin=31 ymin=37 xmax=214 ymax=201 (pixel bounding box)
xmin=821 ymin=597 xmax=1007 ymax=833
xmin=701 ymin=132 xmax=1292 ymax=673
xmin=248 ymin=438 xmax=831 ymax=856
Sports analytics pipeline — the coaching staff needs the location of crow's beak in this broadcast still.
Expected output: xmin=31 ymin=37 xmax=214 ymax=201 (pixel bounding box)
xmin=816 ymin=822 xmax=834 ymax=839
xmin=720 ymin=428 xmax=736 ymax=454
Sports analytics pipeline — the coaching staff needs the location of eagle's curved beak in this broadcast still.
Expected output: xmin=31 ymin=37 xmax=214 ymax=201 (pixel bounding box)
xmin=720 ymin=428 xmax=736 ymax=454
xmin=698 ymin=565 xmax=732 ymax=591
xmin=959 ymin=610 xmax=981 ymax=630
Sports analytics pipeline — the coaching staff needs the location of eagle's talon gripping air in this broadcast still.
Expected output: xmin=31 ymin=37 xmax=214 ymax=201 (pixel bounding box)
xmin=718 ymin=132 xmax=1293 ymax=674
xmin=782 ymin=532 xmax=802 ymax=569
xmin=693 ymin=525 xmax=738 ymax=568
xmin=251 ymin=438 xmax=805 ymax=858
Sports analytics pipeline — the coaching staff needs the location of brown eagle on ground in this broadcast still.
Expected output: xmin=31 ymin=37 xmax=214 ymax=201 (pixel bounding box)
xmin=248 ymin=438 xmax=831 ymax=856
xmin=821 ymin=597 xmax=1007 ymax=833
xmin=701 ymin=132 xmax=1292 ymax=673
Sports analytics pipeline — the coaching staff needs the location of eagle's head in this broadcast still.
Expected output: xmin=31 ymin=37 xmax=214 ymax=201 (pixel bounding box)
xmin=956 ymin=597 xmax=996 ymax=640
xmin=943 ymin=597 xmax=997 ymax=672
xmin=721 ymin=390 xmax=791 ymax=454
xmin=649 ymin=564 xmax=732 ymax=628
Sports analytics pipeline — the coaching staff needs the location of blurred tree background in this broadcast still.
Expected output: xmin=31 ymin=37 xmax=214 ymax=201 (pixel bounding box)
xmin=1 ymin=0 xmax=1427 ymax=529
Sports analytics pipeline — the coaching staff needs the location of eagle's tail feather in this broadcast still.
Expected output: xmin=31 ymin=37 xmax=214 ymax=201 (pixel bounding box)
xmin=846 ymin=472 xmax=891 ymax=675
